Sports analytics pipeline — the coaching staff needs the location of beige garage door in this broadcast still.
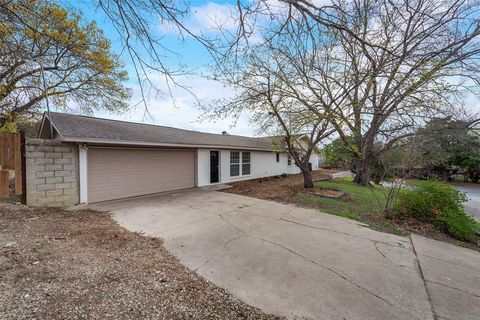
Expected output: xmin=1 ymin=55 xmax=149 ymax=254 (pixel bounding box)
xmin=87 ymin=148 xmax=195 ymax=203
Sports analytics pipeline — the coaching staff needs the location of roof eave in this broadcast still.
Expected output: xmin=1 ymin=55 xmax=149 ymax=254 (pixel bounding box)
xmin=61 ymin=136 xmax=274 ymax=151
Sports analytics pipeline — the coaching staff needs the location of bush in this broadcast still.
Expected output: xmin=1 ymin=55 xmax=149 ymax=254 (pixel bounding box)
xmin=396 ymin=180 xmax=480 ymax=241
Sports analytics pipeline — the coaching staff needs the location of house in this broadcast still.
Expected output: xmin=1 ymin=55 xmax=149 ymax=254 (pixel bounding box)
xmin=27 ymin=112 xmax=323 ymax=206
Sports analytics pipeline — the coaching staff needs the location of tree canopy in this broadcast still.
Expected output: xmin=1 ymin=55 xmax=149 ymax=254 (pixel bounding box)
xmin=210 ymin=0 xmax=480 ymax=185
xmin=0 ymin=0 xmax=130 ymax=130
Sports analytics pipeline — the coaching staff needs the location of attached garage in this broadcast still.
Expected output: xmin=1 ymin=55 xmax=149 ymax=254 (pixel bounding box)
xmin=34 ymin=112 xmax=307 ymax=207
xmin=87 ymin=148 xmax=195 ymax=203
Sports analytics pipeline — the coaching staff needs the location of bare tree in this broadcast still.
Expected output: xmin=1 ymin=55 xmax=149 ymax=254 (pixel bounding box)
xmin=225 ymin=0 xmax=480 ymax=186
xmin=206 ymin=17 xmax=336 ymax=188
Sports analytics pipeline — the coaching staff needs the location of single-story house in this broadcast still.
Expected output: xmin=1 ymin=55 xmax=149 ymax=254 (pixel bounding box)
xmin=27 ymin=112 xmax=323 ymax=206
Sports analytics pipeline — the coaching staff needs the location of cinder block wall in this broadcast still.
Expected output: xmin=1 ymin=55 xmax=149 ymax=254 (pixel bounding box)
xmin=26 ymin=139 xmax=79 ymax=207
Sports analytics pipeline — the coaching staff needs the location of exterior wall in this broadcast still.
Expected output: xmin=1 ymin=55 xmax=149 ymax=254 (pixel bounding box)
xmin=26 ymin=139 xmax=79 ymax=207
xmin=197 ymin=148 xmax=301 ymax=186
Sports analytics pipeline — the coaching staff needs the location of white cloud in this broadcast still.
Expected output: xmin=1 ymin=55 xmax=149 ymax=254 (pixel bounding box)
xmin=158 ymin=2 xmax=238 ymax=35
xmin=188 ymin=2 xmax=237 ymax=33
xmin=95 ymin=74 xmax=257 ymax=136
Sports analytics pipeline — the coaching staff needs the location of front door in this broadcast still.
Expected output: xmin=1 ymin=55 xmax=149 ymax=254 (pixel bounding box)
xmin=210 ymin=151 xmax=219 ymax=183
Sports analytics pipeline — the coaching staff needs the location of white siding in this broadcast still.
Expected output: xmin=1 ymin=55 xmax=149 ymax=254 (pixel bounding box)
xmin=78 ymin=146 xmax=88 ymax=204
xmin=197 ymin=148 xmax=301 ymax=186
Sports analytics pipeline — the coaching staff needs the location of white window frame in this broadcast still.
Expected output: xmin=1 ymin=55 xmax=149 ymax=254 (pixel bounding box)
xmin=230 ymin=151 xmax=240 ymax=177
xmin=241 ymin=152 xmax=251 ymax=176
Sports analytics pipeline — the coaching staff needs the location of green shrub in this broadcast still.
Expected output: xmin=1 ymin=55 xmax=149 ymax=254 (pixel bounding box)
xmin=396 ymin=180 xmax=480 ymax=241
xmin=437 ymin=208 xmax=480 ymax=241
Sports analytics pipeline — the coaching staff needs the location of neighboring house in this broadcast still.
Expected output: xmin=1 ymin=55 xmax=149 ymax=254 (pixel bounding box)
xmin=28 ymin=112 xmax=322 ymax=206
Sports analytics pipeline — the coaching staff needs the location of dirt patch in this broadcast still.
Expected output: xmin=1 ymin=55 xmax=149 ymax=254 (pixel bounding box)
xmin=223 ymin=169 xmax=336 ymax=202
xmin=0 ymin=205 xmax=283 ymax=320
xmin=304 ymin=188 xmax=347 ymax=199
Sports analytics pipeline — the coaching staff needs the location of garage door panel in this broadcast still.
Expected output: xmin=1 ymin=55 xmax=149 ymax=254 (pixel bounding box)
xmin=88 ymin=148 xmax=195 ymax=203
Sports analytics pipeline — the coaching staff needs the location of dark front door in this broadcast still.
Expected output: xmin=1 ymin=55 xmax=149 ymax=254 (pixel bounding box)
xmin=210 ymin=151 xmax=219 ymax=183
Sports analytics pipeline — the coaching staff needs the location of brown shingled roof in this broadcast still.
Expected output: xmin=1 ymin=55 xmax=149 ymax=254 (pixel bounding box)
xmin=43 ymin=112 xmax=275 ymax=151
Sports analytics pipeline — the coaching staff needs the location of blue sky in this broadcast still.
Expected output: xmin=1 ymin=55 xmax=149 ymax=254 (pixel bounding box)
xmin=65 ymin=0 xmax=255 ymax=136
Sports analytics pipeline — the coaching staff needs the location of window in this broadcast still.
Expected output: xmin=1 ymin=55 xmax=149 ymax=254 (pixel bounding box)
xmin=230 ymin=151 xmax=240 ymax=176
xmin=231 ymin=151 xmax=251 ymax=176
xmin=242 ymin=152 xmax=251 ymax=175
xmin=287 ymin=154 xmax=292 ymax=165
xmin=276 ymin=152 xmax=280 ymax=162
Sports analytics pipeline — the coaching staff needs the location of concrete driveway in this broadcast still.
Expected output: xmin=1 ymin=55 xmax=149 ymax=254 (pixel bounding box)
xmin=91 ymin=189 xmax=480 ymax=320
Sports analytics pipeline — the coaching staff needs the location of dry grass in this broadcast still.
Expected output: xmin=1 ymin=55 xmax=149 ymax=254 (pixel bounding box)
xmin=0 ymin=204 xmax=283 ymax=320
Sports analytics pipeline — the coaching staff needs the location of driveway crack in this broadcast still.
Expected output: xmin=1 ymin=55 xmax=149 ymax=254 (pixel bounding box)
xmin=410 ymin=235 xmax=438 ymax=320
xmin=279 ymin=217 xmax=408 ymax=247
xmin=425 ymin=279 xmax=480 ymax=298
xmin=259 ymin=237 xmax=424 ymax=320
xmin=373 ymin=241 xmax=413 ymax=274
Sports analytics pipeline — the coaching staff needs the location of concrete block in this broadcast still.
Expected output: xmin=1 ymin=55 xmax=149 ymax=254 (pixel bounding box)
xmin=46 ymin=177 xmax=63 ymax=184
xmin=63 ymin=188 xmax=78 ymax=195
xmin=27 ymin=178 xmax=45 ymax=186
xmin=33 ymin=190 xmax=46 ymax=197
xmin=26 ymin=145 xmax=37 ymax=152
xmin=37 ymin=197 xmax=61 ymax=206
xmin=55 ymin=182 xmax=71 ymax=189
xmin=28 ymin=151 xmax=44 ymax=158
xmin=36 ymin=146 xmax=55 ymax=152
xmin=45 ymin=164 xmax=62 ymax=171
xmin=27 ymin=165 xmax=45 ymax=172
xmin=63 ymin=176 xmax=77 ymax=183
xmin=55 ymin=170 xmax=71 ymax=177
xmin=36 ymin=171 xmax=54 ymax=178
xmin=60 ymin=194 xmax=78 ymax=201
xmin=36 ymin=184 xmax=56 ymax=191
xmin=62 ymin=153 xmax=77 ymax=160
xmin=54 ymin=158 xmax=71 ymax=165
xmin=62 ymin=164 xmax=76 ymax=171
xmin=35 ymin=158 xmax=54 ymax=165
xmin=55 ymin=146 xmax=72 ymax=152
xmin=46 ymin=189 xmax=63 ymax=196
xmin=44 ymin=152 xmax=62 ymax=159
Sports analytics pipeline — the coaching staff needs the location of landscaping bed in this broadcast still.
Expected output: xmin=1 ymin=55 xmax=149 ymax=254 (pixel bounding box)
xmin=222 ymin=169 xmax=335 ymax=201
xmin=0 ymin=204 xmax=283 ymax=320
xmin=225 ymin=174 xmax=480 ymax=250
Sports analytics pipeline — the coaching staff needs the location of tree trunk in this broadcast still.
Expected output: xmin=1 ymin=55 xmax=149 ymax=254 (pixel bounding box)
xmin=302 ymin=167 xmax=314 ymax=188
xmin=353 ymin=157 xmax=373 ymax=186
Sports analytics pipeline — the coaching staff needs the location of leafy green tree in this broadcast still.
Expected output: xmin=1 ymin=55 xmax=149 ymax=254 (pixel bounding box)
xmin=323 ymin=137 xmax=356 ymax=170
xmin=0 ymin=0 xmax=130 ymax=130
xmin=414 ymin=118 xmax=480 ymax=181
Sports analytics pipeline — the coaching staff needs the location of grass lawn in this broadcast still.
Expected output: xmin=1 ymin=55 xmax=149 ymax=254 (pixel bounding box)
xmin=296 ymin=178 xmax=386 ymax=219
xmin=294 ymin=178 xmax=403 ymax=234
xmin=226 ymin=173 xmax=479 ymax=247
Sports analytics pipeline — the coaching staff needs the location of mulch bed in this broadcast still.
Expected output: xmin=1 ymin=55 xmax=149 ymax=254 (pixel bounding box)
xmin=222 ymin=169 xmax=336 ymax=202
xmin=0 ymin=205 xmax=283 ymax=320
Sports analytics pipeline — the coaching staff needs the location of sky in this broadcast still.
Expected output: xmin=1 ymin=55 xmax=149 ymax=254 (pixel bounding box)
xmin=65 ymin=0 xmax=256 ymax=136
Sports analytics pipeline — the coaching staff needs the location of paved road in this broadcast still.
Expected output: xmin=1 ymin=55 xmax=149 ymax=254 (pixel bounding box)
xmin=453 ymin=184 xmax=480 ymax=220
xmin=91 ymin=189 xmax=480 ymax=320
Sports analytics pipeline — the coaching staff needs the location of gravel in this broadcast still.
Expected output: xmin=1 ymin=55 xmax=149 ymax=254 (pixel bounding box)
xmin=0 ymin=205 xmax=284 ymax=320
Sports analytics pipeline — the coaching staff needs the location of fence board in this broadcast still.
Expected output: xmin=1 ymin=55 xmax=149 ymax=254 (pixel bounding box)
xmin=14 ymin=133 xmax=22 ymax=195
xmin=0 ymin=133 xmax=16 ymax=168
xmin=0 ymin=133 xmax=23 ymax=197
xmin=0 ymin=170 xmax=8 ymax=198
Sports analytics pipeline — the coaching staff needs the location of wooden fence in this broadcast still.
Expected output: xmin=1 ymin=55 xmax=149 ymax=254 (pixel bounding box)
xmin=0 ymin=132 xmax=24 ymax=199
